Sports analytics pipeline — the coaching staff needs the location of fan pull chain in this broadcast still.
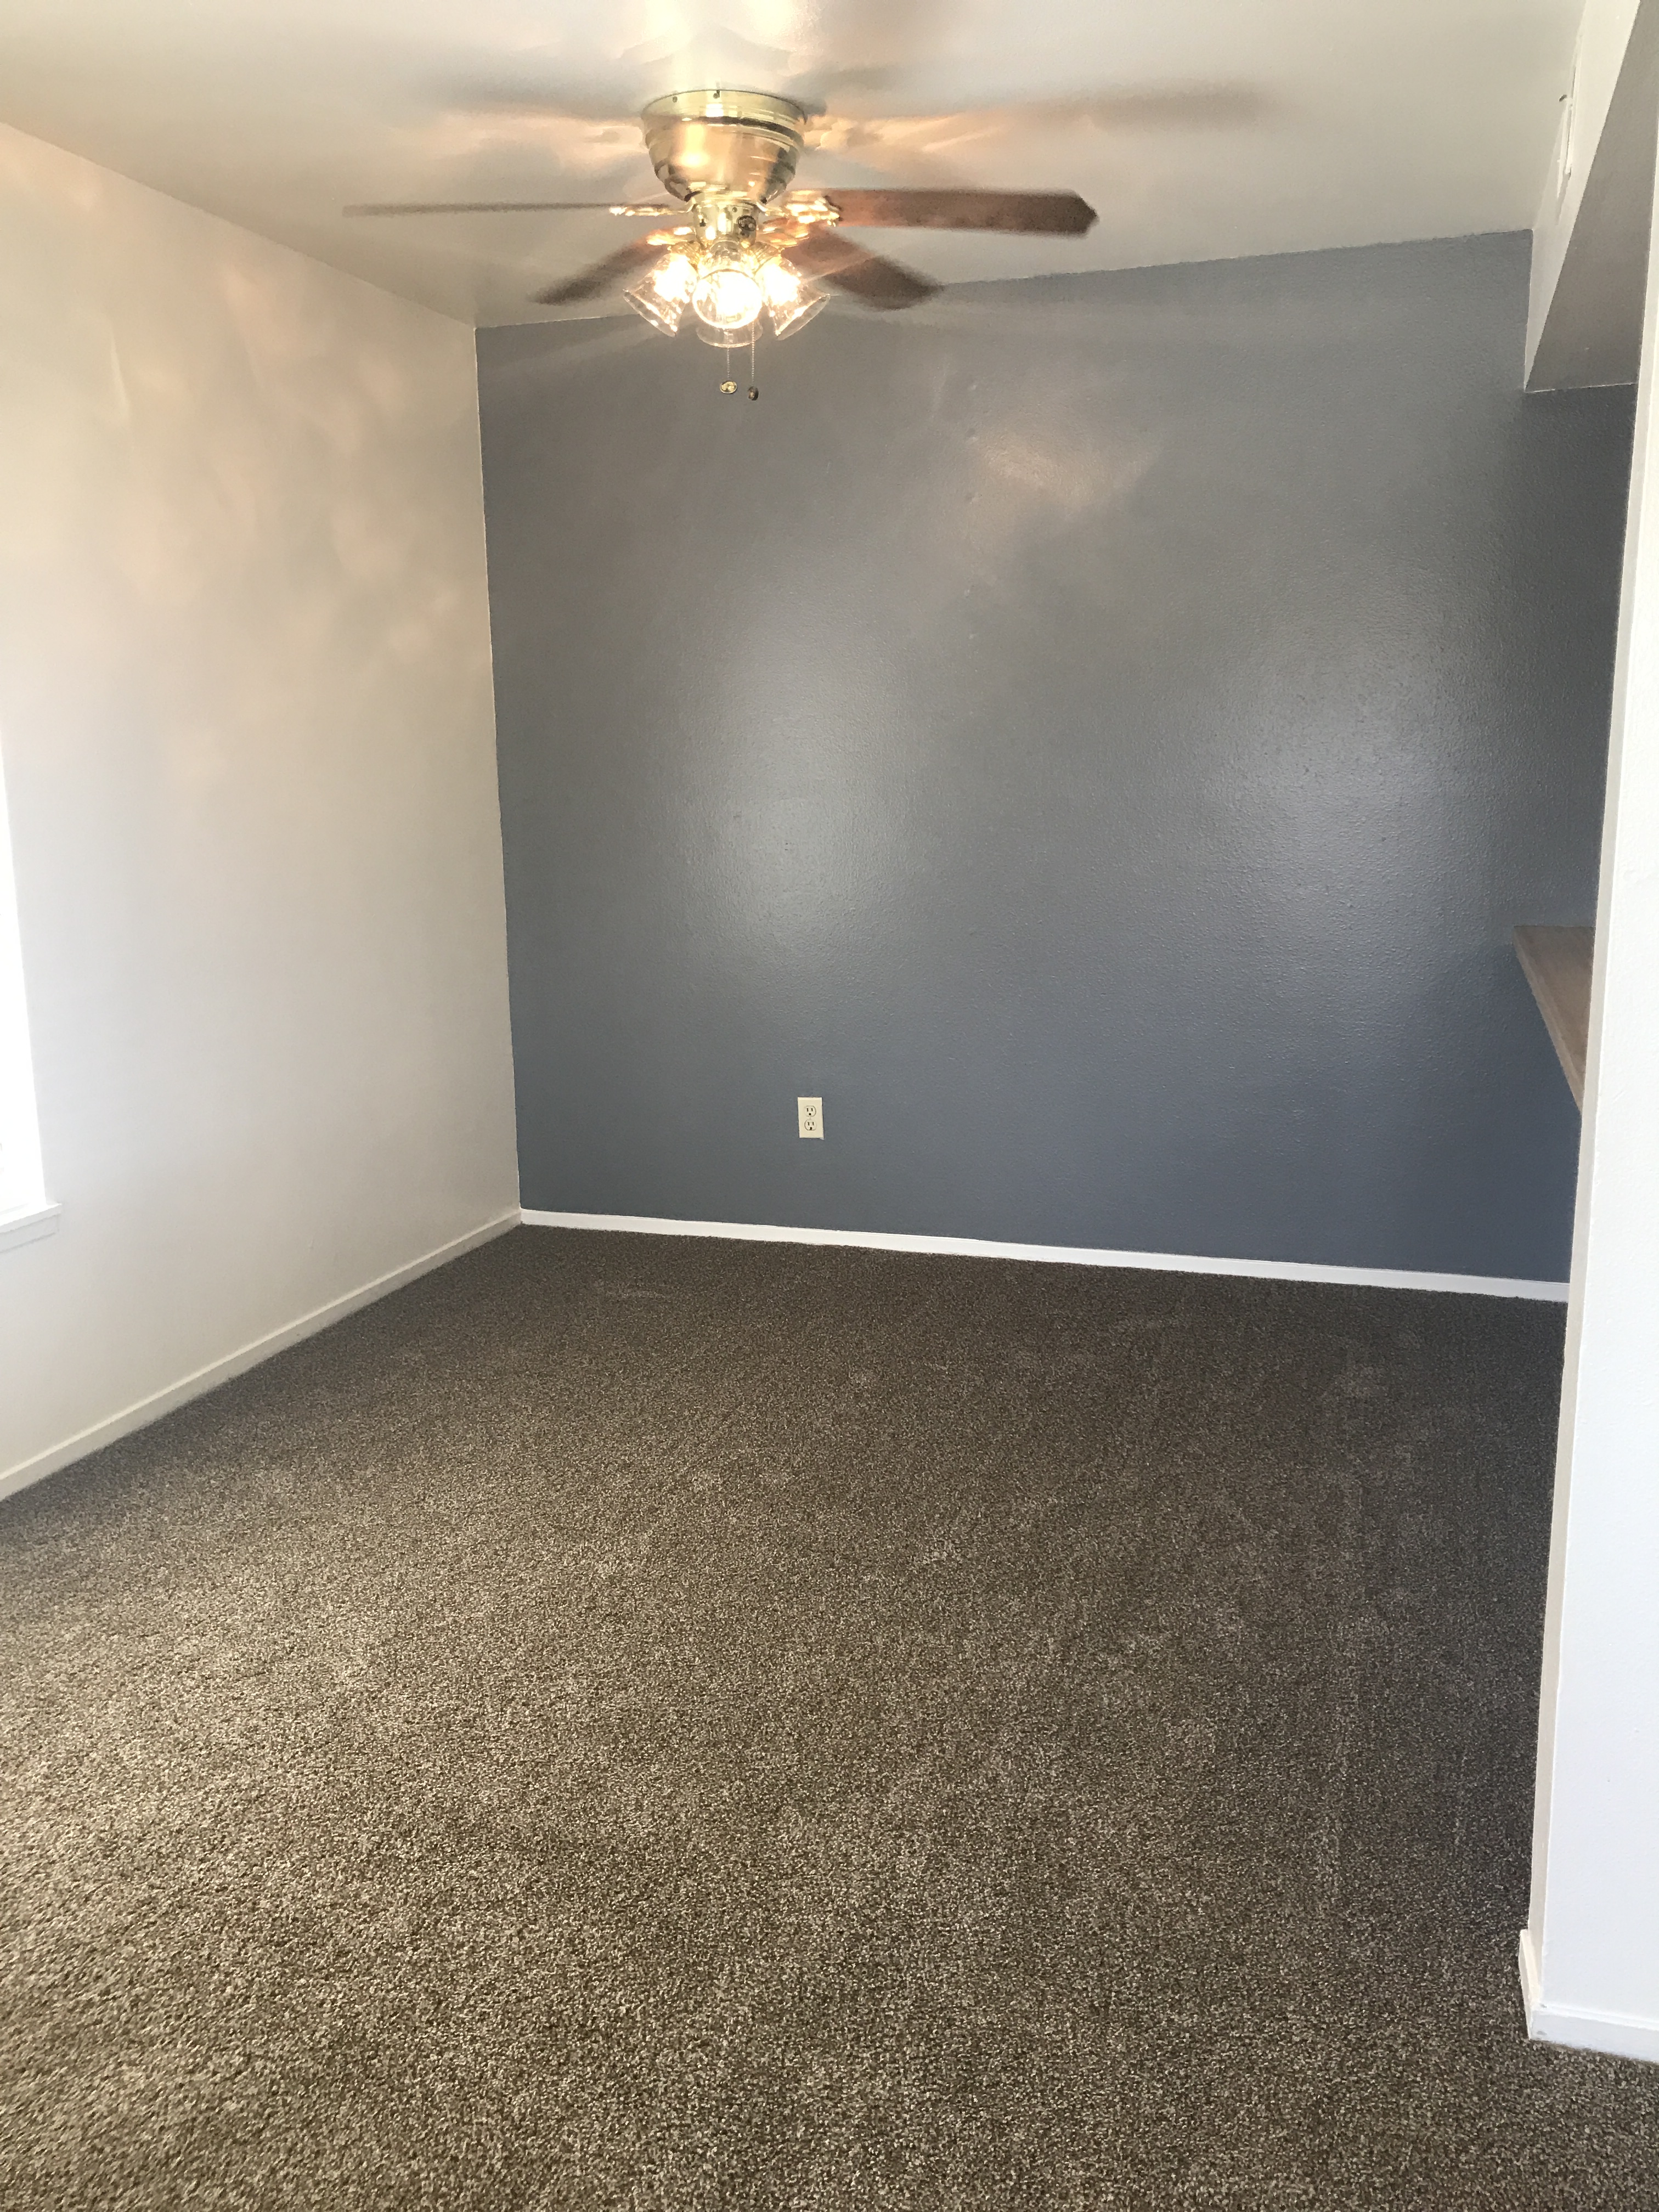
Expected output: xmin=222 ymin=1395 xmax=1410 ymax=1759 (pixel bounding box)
xmin=717 ymin=330 xmax=760 ymax=402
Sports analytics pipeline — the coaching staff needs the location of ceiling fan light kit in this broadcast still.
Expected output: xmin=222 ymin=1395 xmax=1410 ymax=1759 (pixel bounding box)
xmin=351 ymin=87 xmax=1097 ymax=392
xmin=612 ymin=96 xmax=847 ymax=362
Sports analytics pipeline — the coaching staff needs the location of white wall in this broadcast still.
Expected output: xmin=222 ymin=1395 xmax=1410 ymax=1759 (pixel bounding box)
xmin=0 ymin=122 xmax=518 ymax=1497
xmin=1526 ymin=0 xmax=1657 ymax=390
xmin=1522 ymin=112 xmax=1659 ymax=2065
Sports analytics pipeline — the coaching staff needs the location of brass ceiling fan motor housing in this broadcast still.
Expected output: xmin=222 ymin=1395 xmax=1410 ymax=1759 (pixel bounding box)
xmin=641 ymin=90 xmax=808 ymax=211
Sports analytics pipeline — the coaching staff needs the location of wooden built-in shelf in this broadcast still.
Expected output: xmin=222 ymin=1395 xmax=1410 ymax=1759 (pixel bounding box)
xmin=1514 ymin=924 xmax=1594 ymax=1109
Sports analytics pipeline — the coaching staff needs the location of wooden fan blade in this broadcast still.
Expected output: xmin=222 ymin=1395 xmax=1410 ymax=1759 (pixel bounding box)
xmin=803 ymin=189 xmax=1096 ymax=236
xmin=346 ymin=201 xmax=678 ymax=217
xmin=787 ymin=230 xmax=938 ymax=310
xmin=534 ymin=238 xmax=667 ymax=306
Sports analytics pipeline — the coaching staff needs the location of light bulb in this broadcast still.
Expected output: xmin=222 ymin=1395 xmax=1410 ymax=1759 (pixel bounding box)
xmin=760 ymin=259 xmax=800 ymax=308
xmin=692 ymin=264 xmax=764 ymax=332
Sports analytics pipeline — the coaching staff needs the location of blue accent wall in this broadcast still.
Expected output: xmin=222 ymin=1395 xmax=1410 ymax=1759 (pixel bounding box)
xmin=478 ymin=233 xmax=1632 ymax=1279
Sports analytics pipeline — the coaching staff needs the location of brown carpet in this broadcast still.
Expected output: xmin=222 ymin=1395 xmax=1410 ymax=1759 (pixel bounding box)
xmin=2 ymin=1226 xmax=1656 ymax=2208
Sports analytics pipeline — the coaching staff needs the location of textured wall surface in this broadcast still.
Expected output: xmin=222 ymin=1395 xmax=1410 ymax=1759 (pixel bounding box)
xmin=480 ymin=233 xmax=1632 ymax=1280
xmin=0 ymin=123 xmax=518 ymax=1489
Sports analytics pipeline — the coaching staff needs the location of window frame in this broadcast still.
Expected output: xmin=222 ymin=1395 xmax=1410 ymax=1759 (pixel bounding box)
xmin=0 ymin=736 xmax=54 ymax=1252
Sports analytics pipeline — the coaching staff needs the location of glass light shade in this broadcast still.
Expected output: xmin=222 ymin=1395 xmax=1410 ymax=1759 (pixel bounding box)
xmin=624 ymin=250 xmax=698 ymax=335
xmin=760 ymin=256 xmax=827 ymax=338
xmin=769 ymin=283 xmax=828 ymax=340
xmin=692 ymin=260 xmax=764 ymax=332
xmin=624 ymin=279 xmax=685 ymax=335
xmin=652 ymin=252 xmax=696 ymax=304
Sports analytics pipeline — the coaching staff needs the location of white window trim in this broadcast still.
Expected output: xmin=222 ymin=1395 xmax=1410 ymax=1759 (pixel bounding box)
xmin=0 ymin=1198 xmax=58 ymax=1254
xmin=0 ymin=733 xmax=50 ymax=1245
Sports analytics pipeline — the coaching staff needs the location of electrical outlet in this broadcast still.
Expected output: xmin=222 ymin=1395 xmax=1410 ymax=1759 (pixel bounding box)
xmin=798 ymin=1096 xmax=823 ymax=1139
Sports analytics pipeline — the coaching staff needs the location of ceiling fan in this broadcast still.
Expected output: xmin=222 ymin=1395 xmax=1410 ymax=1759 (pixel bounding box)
xmin=349 ymin=87 xmax=1097 ymax=364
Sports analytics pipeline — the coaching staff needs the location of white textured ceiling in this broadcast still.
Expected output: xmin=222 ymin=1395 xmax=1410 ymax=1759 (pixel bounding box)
xmin=0 ymin=2 xmax=1584 ymax=326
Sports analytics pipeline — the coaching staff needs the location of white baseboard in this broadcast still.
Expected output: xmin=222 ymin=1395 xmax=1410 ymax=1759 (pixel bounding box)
xmin=0 ymin=1209 xmax=520 ymax=1506
xmin=1520 ymin=1928 xmax=1659 ymax=2066
xmin=520 ymin=1210 xmax=1568 ymax=1301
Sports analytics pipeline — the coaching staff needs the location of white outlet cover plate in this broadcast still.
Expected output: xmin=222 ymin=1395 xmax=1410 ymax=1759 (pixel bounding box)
xmin=798 ymin=1097 xmax=823 ymax=1139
